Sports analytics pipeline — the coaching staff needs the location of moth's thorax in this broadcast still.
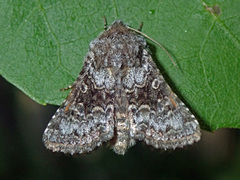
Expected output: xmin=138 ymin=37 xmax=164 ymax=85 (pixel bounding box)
xmin=88 ymin=23 xmax=147 ymax=70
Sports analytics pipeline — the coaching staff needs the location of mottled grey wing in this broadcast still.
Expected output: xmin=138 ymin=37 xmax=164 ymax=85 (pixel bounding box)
xmin=126 ymin=50 xmax=201 ymax=150
xmin=42 ymin=64 xmax=115 ymax=155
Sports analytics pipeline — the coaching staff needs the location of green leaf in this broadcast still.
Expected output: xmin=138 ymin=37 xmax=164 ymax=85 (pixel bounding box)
xmin=0 ymin=0 xmax=239 ymax=131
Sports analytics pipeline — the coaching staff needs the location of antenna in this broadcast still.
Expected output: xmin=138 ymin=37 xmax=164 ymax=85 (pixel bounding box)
xmin=127 ymin=26 xmax=176 ymax=67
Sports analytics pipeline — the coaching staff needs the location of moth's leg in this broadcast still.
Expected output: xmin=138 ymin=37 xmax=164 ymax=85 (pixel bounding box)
xmin=103 ymin=16 xmax=108 ymax=30
xmin=60 ymin=85 xmax=73 ymax=91
xmin=138 ymin=22 xmax=143 ymax=31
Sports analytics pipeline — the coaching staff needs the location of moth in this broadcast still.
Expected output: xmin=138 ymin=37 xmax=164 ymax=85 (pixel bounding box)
xmin=42 ymin=20 xmax=201 ymax=155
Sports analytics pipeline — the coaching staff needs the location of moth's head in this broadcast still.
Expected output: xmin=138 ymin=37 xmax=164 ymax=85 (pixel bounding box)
xmin=109 ymin=20 xmax=127 ymax=29
xmin=100 ymin=20 xmax=133 ymax=38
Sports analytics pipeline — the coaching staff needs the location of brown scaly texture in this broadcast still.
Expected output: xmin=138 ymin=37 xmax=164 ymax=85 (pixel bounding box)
xmin=42 ymin=20 xmax=201 ymax=155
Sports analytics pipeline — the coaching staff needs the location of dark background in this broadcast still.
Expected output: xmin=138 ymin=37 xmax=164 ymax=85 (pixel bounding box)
xmin=0 ymin=77 xmax=240 ymax=180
